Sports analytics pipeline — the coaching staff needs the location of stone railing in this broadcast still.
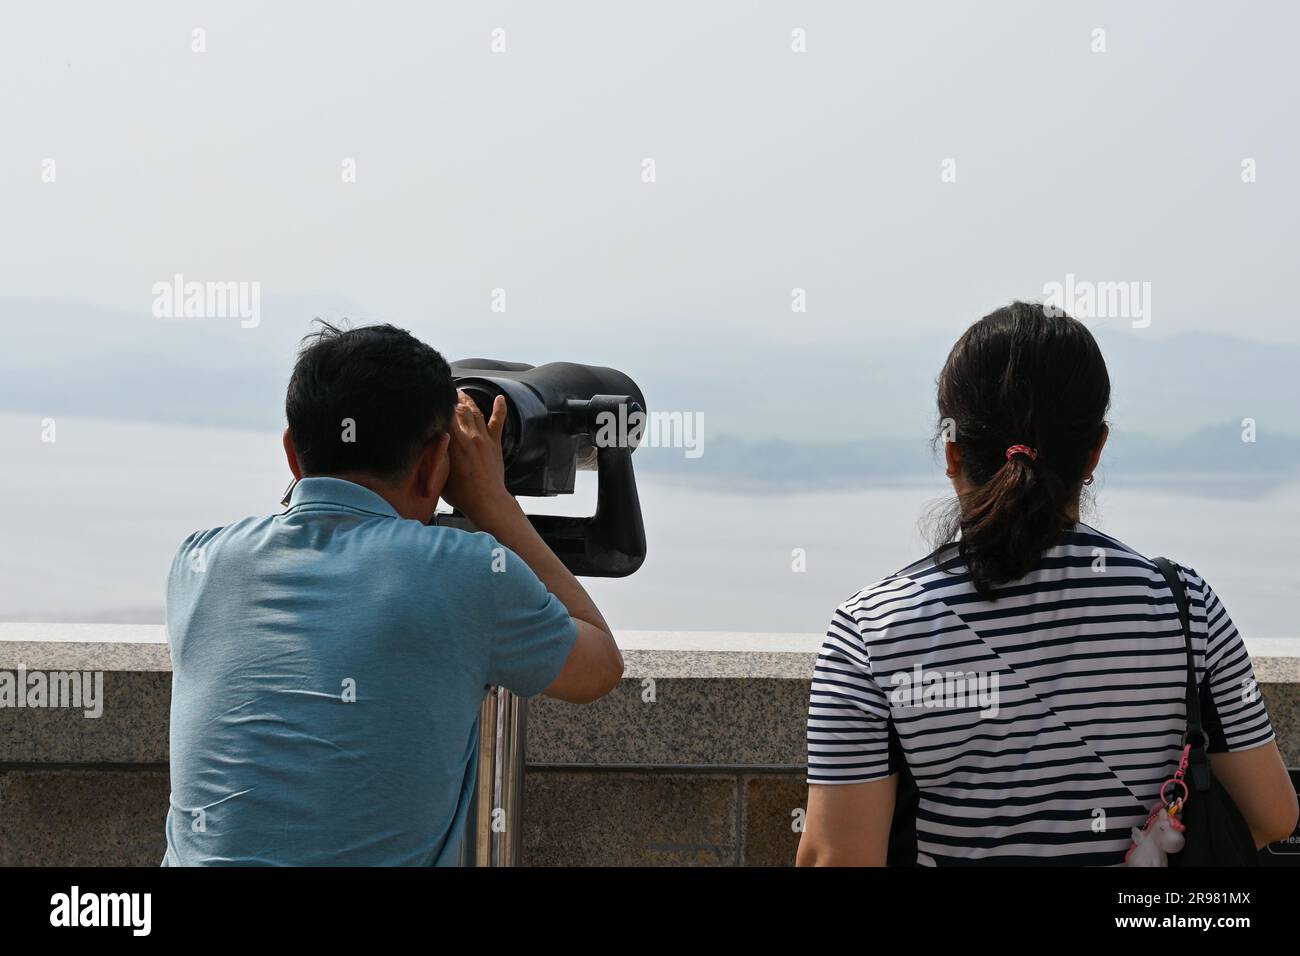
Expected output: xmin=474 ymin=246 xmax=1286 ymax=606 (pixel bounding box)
xmin=2 ymin=625 xmax=1298 ymax=866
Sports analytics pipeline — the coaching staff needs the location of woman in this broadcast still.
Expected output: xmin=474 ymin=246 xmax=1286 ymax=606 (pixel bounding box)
xmin=797 ymin=302 xmax=1297 ymax=866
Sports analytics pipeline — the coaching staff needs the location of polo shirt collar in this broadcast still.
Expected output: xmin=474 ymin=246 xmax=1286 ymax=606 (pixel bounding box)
xmin=285 ymin=477 xmax=401 ymax=519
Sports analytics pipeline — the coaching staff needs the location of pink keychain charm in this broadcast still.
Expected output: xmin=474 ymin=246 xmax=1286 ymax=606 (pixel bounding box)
xmin=1124 ymin=744 xmax=1190 ymax=866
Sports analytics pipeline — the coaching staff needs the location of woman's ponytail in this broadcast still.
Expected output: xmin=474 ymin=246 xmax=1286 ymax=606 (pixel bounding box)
xmin=956 ymin=450 xmax=1072 ymax=597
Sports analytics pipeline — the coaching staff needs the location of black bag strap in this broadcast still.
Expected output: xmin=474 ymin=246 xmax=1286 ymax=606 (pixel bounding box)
xmin=1153 ymin=557 xmax=1205 ymax=749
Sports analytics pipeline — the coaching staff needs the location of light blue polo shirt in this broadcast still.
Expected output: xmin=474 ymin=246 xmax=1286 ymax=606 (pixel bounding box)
xmin=162 ymin=477 xmax=578 ymax=866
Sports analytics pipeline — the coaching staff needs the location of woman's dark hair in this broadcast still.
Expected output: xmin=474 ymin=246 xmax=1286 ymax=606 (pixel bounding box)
xmin=931 ymin=302 xmax=1110 ymax=599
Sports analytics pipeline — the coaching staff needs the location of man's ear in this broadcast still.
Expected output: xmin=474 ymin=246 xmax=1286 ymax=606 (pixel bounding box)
xmin=283 ymin=428 xmax=303 ymax=479
xmin=415 ymin=432 xmax=452 ymax=501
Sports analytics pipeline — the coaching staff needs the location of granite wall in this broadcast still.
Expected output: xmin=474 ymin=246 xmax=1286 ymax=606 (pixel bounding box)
xmin=2 ymin=629 xmax=1298 ymax=866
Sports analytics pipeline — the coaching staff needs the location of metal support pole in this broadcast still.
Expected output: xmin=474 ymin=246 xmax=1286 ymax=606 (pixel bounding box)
xmin=464 ymin=685 xmax=528 ymax=867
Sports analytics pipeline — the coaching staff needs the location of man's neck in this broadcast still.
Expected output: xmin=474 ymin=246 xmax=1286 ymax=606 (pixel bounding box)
xmin=306 ymin=472 xmax=415 ymax=520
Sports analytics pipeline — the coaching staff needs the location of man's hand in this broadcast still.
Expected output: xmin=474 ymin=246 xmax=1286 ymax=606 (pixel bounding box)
xmin=442 ymin=390 xmax=513 ymax=523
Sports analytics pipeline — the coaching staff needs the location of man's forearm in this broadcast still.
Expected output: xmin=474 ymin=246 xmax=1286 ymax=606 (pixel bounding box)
xmin=470 ymin=495 xmax=612 ymax=635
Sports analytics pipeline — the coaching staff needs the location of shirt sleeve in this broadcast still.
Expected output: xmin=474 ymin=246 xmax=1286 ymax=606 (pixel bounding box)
xmin=806 ymin=601 xmax=895 ymax=784
xmin=1185 ymin=566 xmax=1275 ymax=753
xmin=477 ymin=536 xmax=579 ymax=698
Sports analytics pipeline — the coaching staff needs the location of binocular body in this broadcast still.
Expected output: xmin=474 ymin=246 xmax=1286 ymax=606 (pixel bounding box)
xmin=438 ymin=360 xmax=648 ymax=578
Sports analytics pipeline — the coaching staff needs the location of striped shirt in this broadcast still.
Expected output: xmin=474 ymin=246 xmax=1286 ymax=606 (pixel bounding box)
xmin=806 ymin=523 xmax=1274 ymax=865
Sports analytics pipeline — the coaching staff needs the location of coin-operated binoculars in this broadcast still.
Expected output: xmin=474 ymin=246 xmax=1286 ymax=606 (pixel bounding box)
xmin=440 ymin=359 xmax=647 ymax=866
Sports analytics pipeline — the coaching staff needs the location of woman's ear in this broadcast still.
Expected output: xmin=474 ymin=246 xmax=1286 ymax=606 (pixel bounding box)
xmin=1086 ymin=425 xmax=1110 ymax=478
xmin=944 ymin=438 xmax=962 ymax=479
xmin=282 ymin=428 xmax=303 ymax=480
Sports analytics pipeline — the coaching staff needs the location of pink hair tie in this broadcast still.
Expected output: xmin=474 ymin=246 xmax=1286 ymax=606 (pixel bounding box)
xmin=1005 ymin=444 xmax=1037 ymax=461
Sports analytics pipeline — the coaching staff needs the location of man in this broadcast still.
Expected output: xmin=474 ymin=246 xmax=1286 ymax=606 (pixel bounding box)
xmin=163 ymin=322 xmax=623 ymax=865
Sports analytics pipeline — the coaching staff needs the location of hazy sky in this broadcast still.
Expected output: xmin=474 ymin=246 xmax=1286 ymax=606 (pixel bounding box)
xmin=4 ymin=0 xmax=1299 ymax=365
xmin=3 ymin=3 xmax=1299 ymax=631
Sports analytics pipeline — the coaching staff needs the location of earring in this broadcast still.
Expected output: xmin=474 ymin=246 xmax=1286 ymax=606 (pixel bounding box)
xmin=1083 ymin=475 xmax=1094 ymax=486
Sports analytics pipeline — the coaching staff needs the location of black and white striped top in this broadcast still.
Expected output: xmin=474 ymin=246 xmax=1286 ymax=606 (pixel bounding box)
xmin=806 ymin=523 xmax=1274 ymax=865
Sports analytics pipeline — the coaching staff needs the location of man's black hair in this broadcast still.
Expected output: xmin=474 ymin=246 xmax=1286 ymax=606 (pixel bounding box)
xmin=285 ymin=321 xmax=456 ymax=478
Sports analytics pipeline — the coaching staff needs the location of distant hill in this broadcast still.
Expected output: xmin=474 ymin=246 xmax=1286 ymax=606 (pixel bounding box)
xmin=4 ymin=298 xmax=1298 ymax=490
xmin=633 ymin=421 xmax=1300 ymax=495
